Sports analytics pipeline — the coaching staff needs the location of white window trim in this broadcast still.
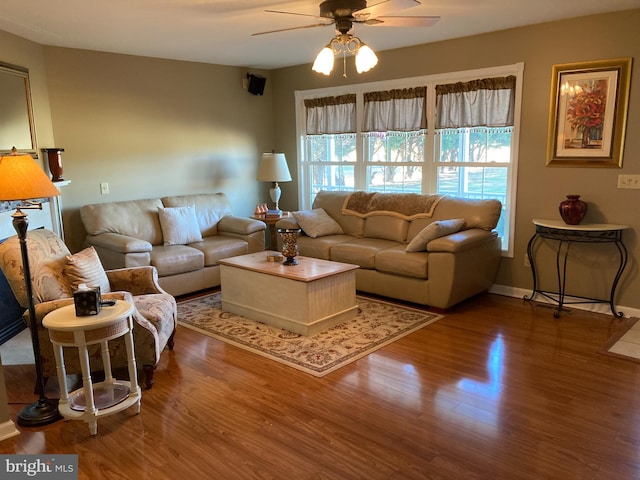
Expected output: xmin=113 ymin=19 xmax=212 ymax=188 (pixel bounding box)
xmin=294 ymin=62 xmax=524 ymax=257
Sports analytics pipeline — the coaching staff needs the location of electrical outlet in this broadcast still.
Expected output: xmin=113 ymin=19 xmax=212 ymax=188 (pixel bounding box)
xmin=617 ymin=174 xmax=640 ymax=189
xmin=100 ymin=182 xmax=109 ymax=195
xmin=524 ymin=254 xmax=531 ymax=268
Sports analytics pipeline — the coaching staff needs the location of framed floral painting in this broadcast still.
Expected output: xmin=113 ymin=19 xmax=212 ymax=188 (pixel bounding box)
xmin=546 ymin=58 xmax=632 ymax=167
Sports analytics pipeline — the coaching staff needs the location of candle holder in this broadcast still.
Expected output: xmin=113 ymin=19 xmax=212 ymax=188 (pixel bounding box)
xmin=278 ymin=228 xmax=300 ymax=266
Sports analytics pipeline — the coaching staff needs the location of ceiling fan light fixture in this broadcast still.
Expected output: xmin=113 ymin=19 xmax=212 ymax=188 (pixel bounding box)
xmin=312 ymin=45 xmax=335 ymax=75
xmin=355 ymin=43 xmax=378 ymax=73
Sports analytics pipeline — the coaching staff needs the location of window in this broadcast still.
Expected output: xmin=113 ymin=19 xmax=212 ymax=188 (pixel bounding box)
xmin=295 ymin=63 xmax=523 ymax=256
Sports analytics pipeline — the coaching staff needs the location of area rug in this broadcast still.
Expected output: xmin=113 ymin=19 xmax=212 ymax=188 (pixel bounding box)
xmin=600 ymin=318 xmax=640 ymax=363
xmin=177 ymin=293 xmax=443 ymax=377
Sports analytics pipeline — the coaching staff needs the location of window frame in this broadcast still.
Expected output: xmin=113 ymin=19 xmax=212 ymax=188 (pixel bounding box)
xmin=294 ymin=62 xmax=524 ymax=257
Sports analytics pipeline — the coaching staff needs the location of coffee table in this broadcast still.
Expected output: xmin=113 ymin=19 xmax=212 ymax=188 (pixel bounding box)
xmin=219 ymin=252 xmax=359 ymax=336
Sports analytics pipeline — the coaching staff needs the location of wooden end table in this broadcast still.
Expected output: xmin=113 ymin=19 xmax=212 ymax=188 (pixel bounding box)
xmin=43 ymin=300 xmax=141 ymax=435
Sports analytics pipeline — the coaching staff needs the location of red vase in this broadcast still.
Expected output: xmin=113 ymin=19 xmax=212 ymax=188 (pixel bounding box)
xmin=43 ymin=148 xmax=64 ymax=181
xmin=559 ymin=195 xmax=587 ymax=225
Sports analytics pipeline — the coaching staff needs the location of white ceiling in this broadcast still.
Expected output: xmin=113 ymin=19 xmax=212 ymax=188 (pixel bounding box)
xmin=1 ymin=0 xmax=638 ymax=70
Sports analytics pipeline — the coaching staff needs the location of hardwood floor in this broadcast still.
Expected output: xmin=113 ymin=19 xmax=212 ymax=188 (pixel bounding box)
xmin=1 ymin=292 xmax=639 ymax=479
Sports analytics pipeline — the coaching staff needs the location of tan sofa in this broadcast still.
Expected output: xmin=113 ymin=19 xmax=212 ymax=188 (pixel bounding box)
xmin=81 ymin=193 xmax=266 ymax=296
xmin=276 ymin=191 xmax=502 ymax=309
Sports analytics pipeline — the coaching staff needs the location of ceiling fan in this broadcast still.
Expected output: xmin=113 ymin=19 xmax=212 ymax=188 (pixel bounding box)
xmin=252 ymin=0 xmax=440 ymax=36
xmin=252 ymin=0 xmax=440 ymax=76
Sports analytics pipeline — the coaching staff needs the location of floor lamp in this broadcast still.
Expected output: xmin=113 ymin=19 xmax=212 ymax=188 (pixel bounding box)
xmin=0 ymin=149 xmax=62 ymax=426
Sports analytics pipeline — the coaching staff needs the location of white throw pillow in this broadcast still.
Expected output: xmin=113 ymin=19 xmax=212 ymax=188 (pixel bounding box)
xmin=405 ymin=219 xmax=465 ymax=252
xmin=64 ymin=246 xmax=111 ymax=294
xmin=292 ymin=208 xmax=344 ymax=238
xmin=158 ymin=205 xmax=203 ymax=245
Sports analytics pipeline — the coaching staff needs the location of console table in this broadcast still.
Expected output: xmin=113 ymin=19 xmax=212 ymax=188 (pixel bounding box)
xmin=524 ymin=219 xmax=629 ymax=318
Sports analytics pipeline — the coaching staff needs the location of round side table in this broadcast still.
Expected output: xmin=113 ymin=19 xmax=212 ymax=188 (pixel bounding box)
xmin=43 ymin=300 xmax=141 ymax=435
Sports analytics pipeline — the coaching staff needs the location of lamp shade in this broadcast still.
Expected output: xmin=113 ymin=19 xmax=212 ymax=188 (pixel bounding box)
xmin=0 ymin=153 xmax=60 ymax=201
xmin=257 ymin=153 xmax=292 ymax=183
xmin=312 ymin=46 xmax=335 ymax=76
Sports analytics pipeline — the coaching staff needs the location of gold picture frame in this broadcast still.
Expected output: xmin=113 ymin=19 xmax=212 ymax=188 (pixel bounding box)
xmin=546 ymin=58 xmax=632 ymax=167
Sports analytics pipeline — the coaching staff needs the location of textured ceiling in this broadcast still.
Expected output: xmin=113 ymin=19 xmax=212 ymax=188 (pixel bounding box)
xmin=1 ymin=0 xmax=638 ymax=69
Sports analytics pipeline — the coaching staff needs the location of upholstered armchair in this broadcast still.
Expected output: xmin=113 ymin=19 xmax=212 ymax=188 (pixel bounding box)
xmin=0 ymin=229 xmax=177 ymax=389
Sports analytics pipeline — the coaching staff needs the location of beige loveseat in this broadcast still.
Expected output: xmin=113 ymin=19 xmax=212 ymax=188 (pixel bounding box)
xmin=81 ymin=193 xmax=266 ymax=296
xmin=276 ymin=191 xmax=502 ymax=309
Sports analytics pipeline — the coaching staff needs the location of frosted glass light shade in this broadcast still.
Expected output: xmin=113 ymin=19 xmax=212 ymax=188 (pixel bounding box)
xmin=312 ymin=46 xmax=335 ymax=76
xmin=355 ymin=44 xmax=378 ymax=73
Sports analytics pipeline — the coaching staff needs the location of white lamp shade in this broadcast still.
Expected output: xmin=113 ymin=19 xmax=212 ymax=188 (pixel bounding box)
xmin=312 ymin=46 xmax=335 ymax=76
xmin=257 ymin=153 xmax=292 ymax=183
xmin=355 ymin=44 xmax=378 ymax=74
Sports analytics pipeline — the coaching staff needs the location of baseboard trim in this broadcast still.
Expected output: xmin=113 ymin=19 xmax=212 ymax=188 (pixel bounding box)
xmin=489 ymin=284 xmax=640 ymax=319
xmin=0 ymin=419 xmax=19 ymax=442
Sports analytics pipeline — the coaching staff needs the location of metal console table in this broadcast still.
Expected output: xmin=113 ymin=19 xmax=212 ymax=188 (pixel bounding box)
xmin=524 ymin=219 xmax=629 ymax=318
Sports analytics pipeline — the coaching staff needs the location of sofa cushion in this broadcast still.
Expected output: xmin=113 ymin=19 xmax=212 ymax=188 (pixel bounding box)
xmin=364 ymin=216 xmax=409 ymax=243
xmin=162 ymin=193 xmax=233 ymax=237
xmin=80 ymin=198 xmax=164 ymax=245
xmin=150 ymin=245 xmax=204 ymax=276
xmin=375 ymin=246 xmax=429 ymax=279
xmin=330 ymin=238 xmax=400 ymax=269
xmin=64 ymin=246 xmax=112 ymax=294
xmin=293 ymin=208 xmax=344 ymax=238
xmin=158 ymin=205 xmax=203 ymax=246
xmin=188 ymin=237 xmax=249 ymax=266
xmin=405 ymin=219 xmax=465 ymax=252
xmin=298 ymin=235 xmax=354 ymax=260
xmin=312 ymin=191 xmax=365 ymax=237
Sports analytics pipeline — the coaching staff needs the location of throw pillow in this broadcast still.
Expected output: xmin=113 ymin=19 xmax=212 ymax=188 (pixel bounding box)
xmin=405 ymin=219 xmax=465 ymax=252
xmin=292 ymin=208 xmax=344 ymax=238
xmin=158 ymin=205 xmax=203 ymax=245
xmin=64 ymin=246 xmax=111 ymax=294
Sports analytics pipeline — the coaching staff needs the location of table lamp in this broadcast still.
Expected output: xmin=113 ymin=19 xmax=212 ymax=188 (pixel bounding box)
xmin=0 ymin=148 xmax=62 ymax=426
xmin=257 ymin=152 xmax=292 ymax=212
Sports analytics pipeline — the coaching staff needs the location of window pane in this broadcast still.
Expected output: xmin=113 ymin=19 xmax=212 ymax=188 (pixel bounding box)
xmin=366 ymin=165 xmax=422 ymax=193
xmin=366 ymin=132 xmax=425 ymax=163
xmin=307 ymin=135 xmax=357 ymax=162
xmin=311 ymin=165 xmax=354 ymax=194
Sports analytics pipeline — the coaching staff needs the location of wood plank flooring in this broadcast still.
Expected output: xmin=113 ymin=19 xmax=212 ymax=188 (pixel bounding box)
xmin=1 ymin=292 xmax=639 ymax=480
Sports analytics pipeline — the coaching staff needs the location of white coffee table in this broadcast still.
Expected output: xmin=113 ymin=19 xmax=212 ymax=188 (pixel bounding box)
xmin=219 ymin=252 xmax=359 ymax=336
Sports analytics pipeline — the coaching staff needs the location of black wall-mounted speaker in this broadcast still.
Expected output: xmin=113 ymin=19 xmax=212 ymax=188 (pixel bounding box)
xmin=247 ymin=73 xmax=266 ymax=96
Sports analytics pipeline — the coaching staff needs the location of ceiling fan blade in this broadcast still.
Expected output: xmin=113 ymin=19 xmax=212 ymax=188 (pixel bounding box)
xmin=252 ymin=22 xmax=334 ymax=36
xmin=356 ymin=0 xmax=421 ymax=17
xmin=264 ymin=9 xmax=326 ymax=21
xmin=365 ymin=15 xmax=440 ymax=27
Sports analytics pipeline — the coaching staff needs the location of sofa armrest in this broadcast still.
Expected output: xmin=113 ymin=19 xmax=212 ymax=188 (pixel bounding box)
xmin=86 ymin=233 xmax=152 ymax=254
xmin=217 ymin=216 xmax=265 ymax=235
xmin=106 ymin=266 xmax=167 ymax=295
xmin=426 ymin=229 xmax=498 ymax=253
xmin=275 ymin=217 xmax=300 ymax=230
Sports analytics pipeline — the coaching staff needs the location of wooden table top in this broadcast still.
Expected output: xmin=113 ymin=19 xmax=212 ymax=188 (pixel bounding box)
xmin=219 ymin=251 xmax=358 ymax=282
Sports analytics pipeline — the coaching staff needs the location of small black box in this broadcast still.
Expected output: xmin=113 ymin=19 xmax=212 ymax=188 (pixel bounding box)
xmin=73 ymin=287 xmax=101 ymax=316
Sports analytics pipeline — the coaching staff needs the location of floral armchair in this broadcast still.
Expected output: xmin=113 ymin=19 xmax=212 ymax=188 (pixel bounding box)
xmin=0 ymin=228 xmax=177 ymax=389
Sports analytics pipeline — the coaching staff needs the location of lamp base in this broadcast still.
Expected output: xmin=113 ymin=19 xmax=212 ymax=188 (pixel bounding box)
xmin=17 ymin=398 xmax=61 ymax=427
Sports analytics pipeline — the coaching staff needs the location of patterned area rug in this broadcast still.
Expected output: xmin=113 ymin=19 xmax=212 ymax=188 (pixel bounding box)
xmin=178 ymin=293 xmax=443 ymax=377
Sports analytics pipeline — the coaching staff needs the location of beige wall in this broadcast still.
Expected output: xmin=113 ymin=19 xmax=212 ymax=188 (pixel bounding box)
xmin=271 ymin=10 xmax=640 ymax=310
xmin=42 ymin=48 xmax=274 ymax=252
xmin=1 ymin=10 xmax=639 ymax=309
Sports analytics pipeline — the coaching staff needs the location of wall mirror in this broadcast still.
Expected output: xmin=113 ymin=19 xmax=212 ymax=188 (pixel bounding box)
xmin=0 ymin=61 xmax=38 ymax=158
